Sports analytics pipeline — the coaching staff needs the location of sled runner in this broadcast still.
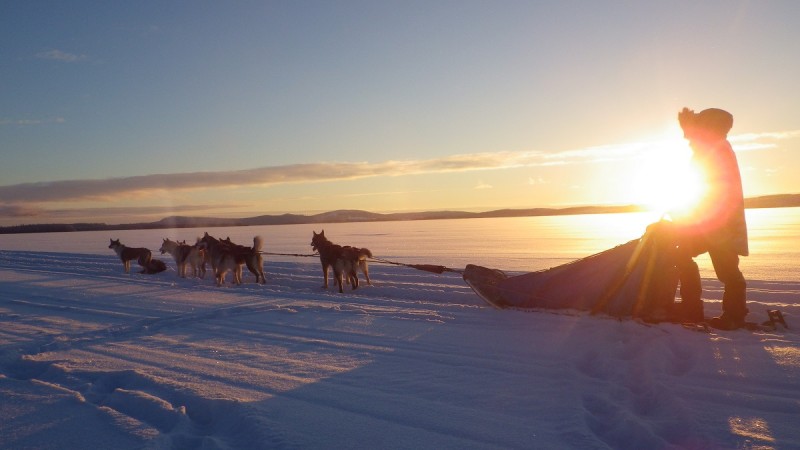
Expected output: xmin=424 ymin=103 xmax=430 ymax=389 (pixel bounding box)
xmin=463 ymin=223 xmax=680 ymax=322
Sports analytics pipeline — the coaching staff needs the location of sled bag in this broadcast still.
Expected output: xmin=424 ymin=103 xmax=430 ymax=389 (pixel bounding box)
xmin=463 ymin=224 xmax=679 ymax=320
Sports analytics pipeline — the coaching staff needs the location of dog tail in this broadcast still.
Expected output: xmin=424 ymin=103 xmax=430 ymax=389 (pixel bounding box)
xmin=360 ymin=247 xmax=373 ymax=258
xmin=253 ymin=235 xmax=264 ymax=252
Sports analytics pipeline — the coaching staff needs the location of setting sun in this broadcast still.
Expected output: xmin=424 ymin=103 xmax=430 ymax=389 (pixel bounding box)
xmin=631 ymin=138 xmax=704 ymax=216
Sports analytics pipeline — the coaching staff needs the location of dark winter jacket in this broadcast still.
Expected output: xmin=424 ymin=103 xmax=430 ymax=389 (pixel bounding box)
xmin=676 ymin=137 xmax=749 ymax=256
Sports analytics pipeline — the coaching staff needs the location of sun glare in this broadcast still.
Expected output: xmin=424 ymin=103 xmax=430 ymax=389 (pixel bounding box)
xmin=631 ymin=137 xmax=704 ymax=217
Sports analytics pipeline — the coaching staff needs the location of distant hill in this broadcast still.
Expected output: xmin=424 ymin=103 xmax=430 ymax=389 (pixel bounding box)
xmin=744 ymin=193 xmax=800 ymax=209
xmin=2 ymin=193 xmax=799 ymax=234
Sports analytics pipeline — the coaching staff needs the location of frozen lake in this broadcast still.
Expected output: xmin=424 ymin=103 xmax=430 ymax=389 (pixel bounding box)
xmin=1 ymin=208 xmax=798 ymax=282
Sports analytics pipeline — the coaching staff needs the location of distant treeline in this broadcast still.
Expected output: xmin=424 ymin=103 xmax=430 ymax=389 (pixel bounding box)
xmin=2 ymin=194 xmax=798 ymax=235
xmin=0 ymin=223 xmax=113 ymax=234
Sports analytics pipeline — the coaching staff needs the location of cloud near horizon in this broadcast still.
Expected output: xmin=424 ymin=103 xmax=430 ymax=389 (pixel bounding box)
xmin=0 ymin=117 xmax=65 ymax=127
xmin=0 ymin=204 xmax=44 ymax=218
xmin=0 ymin=151 xmax=549 ymax=206
xmin=35 ymin=49 xmax=88 ymax=63
xmin=729 ymin=130 xmax=800 ymax=152
xmin=0 ymin=131 xmax=794 ymax=213
xmin=0 ymin=203 xmax=248 ymax=220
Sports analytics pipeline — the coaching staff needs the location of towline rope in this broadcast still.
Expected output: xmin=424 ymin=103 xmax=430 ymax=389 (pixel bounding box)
xmin=366 ymin=256 xmax=464 ymax=275
xmin=259 ymin=251 xmax=463 ymax=275
xmin=260 ymin=251 xmax=319 ymax=258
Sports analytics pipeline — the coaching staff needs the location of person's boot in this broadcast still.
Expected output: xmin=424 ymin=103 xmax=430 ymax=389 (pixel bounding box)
xmin=708 ymin=312 xmax=746 ymax=330
xmin=710 ymin=280 xmax=748 ymax=330
xmin=679 ymin=301 xmax=704 ymax=323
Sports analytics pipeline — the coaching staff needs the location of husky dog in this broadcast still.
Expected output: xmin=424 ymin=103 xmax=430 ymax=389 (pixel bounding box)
xmin=142 ymin=258 xmax=167 ymax=274
xmin=214 ymin=251 xmax=244 ymax=286
xmin=311 ymin=230 xmax=372 ymax=293
xmin=159 ymin=238 xmax=206 ymax=278
xmin=199 ymin=233 xmax=265 ymax=286
xmin=197 ymin=239 xmax=243 ymax=287
xmin=108 ymin=239 xmax=158 ymax=274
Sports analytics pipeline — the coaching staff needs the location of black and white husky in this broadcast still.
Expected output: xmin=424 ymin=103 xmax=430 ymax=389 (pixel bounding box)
xmin=108 ymin=239 xmax=165 ymax=274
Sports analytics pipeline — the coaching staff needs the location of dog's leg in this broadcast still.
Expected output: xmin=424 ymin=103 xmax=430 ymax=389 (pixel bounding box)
xmin=321 ymin=263 xmax=329 ymax=288
xmin=334 ymin=267 xmax=344 ymax=293
xmin=257 ymin=255 xmax=266 ymax=284
xmin=349 ymin=270 xmax=359 ymax=290
xmin=245 ymin=256 xmax=264 ymax=284
xmin=360 ymin=260 xmax=371 ymax=285
xmin=235 ymin=265 xmax=243 ymax=285
xmin=124 ymin=260 xmax=131 ymax=273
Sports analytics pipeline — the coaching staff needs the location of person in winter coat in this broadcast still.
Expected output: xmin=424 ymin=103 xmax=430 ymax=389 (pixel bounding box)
xmin=671 ymin=107 xmax=749 ymax=329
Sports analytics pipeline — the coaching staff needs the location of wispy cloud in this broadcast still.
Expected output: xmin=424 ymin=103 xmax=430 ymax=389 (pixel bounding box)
xmin=0 ymin=204 xmax=44 ymax=217
xmin=35 ymin=49 xmax=88 ymax=63
xmin=0 ymin=203 xmax=246 ymax=220
xmin=0 ymin=154 xmax=540 ymax=204
xmin=2 ymin=130 xmax=796 ymax=205
xmin=528 ymin=177 xmax=547 ymax=185
xmin=0 ymin=117 xmax=65 ymax=126
xmin=730 ymin=130 xmax=800 ymax=152
xmin=53 ymin=204 xmax=247 ymax=217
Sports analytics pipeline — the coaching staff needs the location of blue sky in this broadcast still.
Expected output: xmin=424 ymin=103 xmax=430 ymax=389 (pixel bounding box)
xmin=2 ymin=1 xmax=799 ymax=225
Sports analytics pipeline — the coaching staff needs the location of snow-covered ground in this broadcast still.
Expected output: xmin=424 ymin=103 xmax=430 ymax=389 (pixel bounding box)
xmin=1 ymin=250 xmax=798 ymax=449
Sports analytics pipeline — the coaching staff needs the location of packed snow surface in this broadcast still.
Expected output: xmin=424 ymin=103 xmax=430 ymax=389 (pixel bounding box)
xmin=1 ymin=250 xmax=798 ymax=449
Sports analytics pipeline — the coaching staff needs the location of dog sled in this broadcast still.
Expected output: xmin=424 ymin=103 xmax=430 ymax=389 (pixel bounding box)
xmin=462 ymin=223 xmax=680 ymax=322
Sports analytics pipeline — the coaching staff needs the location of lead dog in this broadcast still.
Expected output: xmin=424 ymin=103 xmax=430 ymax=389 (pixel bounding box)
xmin=199 ymin=233 xmax=265 ymax=286
xmin=108 ymin=239 xmax=165 ymax=274
xmin=310 ymin=230 xmax=372 ymax=293
xmin=159 ymin=238 xmax=206 ymax=278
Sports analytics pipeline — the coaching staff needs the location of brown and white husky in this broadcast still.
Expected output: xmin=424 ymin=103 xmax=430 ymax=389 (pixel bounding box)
xmin=311 ymin=230 xmax=372 ymax=293
xmin=108 ymin=239 xmax=162 ymax=274
xmin=211 ymin=251 xmax=244 ymax=286
xmin=159 ymin=238 xmax=206 ymax=278
xmin=199 ymin=233 xmax=265 ymax=286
